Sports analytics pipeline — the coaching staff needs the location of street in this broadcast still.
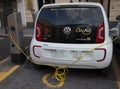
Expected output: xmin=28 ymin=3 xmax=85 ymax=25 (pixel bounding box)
xmin=0 ymin=37 xmax=120 ymax=89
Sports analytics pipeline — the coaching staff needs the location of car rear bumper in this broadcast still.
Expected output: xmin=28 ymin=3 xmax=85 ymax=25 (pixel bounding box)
xmin=31 ymin=57 xmax=112 ymax=69
xmin=30 ymin=40 xmax=113 ymax=69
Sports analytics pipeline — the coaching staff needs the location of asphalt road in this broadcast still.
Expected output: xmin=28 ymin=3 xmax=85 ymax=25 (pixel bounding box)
xmin=0 ymin=37 xmax=120 ymax=89
xmin=0 ymin=38 xmax=10 ymax=60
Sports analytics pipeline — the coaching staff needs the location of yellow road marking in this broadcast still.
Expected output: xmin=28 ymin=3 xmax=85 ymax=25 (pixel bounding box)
xmin=0 ymin=56 xmax=10 ymax=64
xmin=117 ymin=81 xmax=120 ymax=89
xmin=0 ymin=65 xmax=20 ymax=82
xmin=42 ymin=74 xmax=64 ymax=88
xmin=112 ymin=56 xmax=120 ymax=89
xmin=25 ymin=45 xmax=30 ymax=50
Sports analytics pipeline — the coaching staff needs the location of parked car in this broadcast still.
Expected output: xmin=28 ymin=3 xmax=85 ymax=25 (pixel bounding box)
xmin=114 ymin=15 xmax=120 ymax=45
xmin=30 ymin=2 xmax=119 ymax=73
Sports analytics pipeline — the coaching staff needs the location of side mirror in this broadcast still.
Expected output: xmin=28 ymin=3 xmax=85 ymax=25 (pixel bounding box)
xmin=109 ymin=27 xmax=119 ymax=40
xmin=116 ymin=15 xmax=120 ymax=21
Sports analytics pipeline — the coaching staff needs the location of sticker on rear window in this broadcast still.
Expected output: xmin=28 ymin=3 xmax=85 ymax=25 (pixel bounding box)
xmin=75 ymin=27 xmax=92 ymax=35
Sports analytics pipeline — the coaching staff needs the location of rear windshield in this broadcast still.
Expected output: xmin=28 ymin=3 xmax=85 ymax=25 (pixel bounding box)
xmin=37 ymin=6 xmax=104 ymax=43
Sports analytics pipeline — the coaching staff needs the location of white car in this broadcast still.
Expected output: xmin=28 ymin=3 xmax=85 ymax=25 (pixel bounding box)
xmin=30 ymin=2 xmax=113 ymax=70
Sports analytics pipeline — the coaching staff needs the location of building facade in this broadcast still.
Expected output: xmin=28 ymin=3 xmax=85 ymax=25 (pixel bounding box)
xmin=0 ymin=0 xmax=17 ymax=33
xmin=0 ymin=0 xmax=120 ymax=30
xmin=109 ymin=0 xmax=120 ymax=21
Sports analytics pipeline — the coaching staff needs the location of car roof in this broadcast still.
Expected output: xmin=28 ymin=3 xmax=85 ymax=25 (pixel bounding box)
xmin=42 ymin=2 xmax=102 ymax=8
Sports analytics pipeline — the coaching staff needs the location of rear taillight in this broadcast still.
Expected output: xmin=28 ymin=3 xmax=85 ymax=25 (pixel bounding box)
xmin=96 ymin=23 xmax=105 ymax=43
xmin=36 ymin=22 xmax=42 ymax=41
xmin=95 ymin=48 xmax=106 ymax=62
xmin=33 ymin=45 xmax=41 ymax=58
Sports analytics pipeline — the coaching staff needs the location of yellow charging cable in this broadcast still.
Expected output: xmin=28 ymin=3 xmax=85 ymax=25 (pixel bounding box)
xmin=10 ymin=33 xmax=119 ymax=82
xmin=10 ymin=33 xmax=69 ymax=82
xmin=66 ymin=35 xmax=118 ymax=68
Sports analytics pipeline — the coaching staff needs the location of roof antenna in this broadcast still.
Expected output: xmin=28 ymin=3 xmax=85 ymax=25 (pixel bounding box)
xmin=70 ymin=0 xmax=73 ymax=3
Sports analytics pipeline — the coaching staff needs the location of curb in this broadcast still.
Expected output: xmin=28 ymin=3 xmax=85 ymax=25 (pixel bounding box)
xmin=0 ymin=34 xmax=33 ymax=38
xmin=0 ymin=34 xmax=9 ymax=37
xmin=24 ymin=34 xmax=33 ymax=37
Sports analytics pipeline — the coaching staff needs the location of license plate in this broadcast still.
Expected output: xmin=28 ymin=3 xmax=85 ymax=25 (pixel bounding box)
xmin=52 ymin=50 xmax=80 ymax=60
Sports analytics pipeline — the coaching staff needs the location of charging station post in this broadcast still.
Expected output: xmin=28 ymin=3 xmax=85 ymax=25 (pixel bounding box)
xmin=8 ymin=12 xmax=26 ymax=64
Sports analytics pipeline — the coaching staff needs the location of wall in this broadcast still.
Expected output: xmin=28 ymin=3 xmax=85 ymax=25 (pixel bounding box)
xmin=23 ymin=0 xmax=120 ymax=27
xmin=0 ymin=3 xmax=4 ymax=28
xmin=24 ymin=0 xmax=38 ymax=27
xmin=109 ymin=0 xmax=120 ymax=21
xmin=24 ymin=0 xmax=33 ymax=23
xmin=17 ymin=0 xmax=26 ymax=26
xmin=33 ymin=0 xmax=39 ymax=12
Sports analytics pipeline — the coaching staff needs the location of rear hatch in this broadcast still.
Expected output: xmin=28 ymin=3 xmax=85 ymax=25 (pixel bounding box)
xmin=36 ymin=5 xmax=104 ymax=44
xmin=33 ymin=5 xmax=106 ymax=62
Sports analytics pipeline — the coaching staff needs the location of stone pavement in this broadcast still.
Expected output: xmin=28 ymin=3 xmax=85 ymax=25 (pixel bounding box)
xmin=0 ymin=27 xmax=34 ymax=37
xmin=23 ymin=28 xmax=34 ymax=37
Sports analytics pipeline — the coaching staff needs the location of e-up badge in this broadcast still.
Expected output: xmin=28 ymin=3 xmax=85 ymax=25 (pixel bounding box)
xmin=76 ymin=27 xmax=92 ymax=35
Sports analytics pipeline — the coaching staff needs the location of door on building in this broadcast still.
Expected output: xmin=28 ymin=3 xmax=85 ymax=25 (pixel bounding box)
xmin=38 ymin=0 xmax=43 ymax=10
xmin=0 ymin=0 xmax=17 ymax=34
xmin=44 ymin=0 xmax=55 ymax=4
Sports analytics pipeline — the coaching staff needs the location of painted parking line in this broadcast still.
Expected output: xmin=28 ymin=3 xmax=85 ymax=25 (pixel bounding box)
xmin=0 ymin=56 xmax=10 ymax=64
xmin=112 ymin=56 xmax=120 ymax=89
xmin=0 ymin=65 xmax=20 ymax=82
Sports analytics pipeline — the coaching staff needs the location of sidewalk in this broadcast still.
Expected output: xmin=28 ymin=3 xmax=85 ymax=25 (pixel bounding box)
xmin=0 ymin=27 xmax=34 ymax=37
xmin=23 ymin=27 xmax=34 ymax=37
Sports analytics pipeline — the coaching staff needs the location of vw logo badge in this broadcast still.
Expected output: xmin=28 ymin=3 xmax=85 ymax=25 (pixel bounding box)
xmin=63 ymin=27 xmax=71 ymax=35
